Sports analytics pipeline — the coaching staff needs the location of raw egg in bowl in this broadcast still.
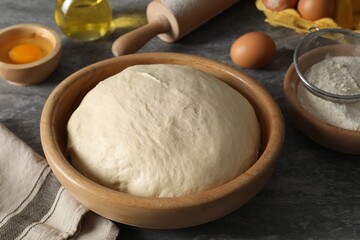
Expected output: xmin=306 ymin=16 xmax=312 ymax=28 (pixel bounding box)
xmin=0 ymin=23 xmax=61 ymax=86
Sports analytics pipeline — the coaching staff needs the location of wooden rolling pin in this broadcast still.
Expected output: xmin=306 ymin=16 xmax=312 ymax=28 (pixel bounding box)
xmin=112 ymin=0 xmax=238 ymax=56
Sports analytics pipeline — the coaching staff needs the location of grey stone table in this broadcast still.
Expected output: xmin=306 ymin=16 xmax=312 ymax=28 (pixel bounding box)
xmin=1 ymin=0 xmax=360 ymax=239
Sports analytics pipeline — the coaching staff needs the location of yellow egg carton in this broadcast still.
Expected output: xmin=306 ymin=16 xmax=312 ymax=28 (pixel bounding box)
xmin=255 ymin=0 xmax=360 ymax=34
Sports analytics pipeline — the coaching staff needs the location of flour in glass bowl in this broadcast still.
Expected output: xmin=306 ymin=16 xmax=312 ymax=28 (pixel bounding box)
xmin=297 ymin=56 xmax=360 ymax=131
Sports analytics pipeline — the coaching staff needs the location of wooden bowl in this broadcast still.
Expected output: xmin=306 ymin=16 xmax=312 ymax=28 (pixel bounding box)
xmin=40 ymin=52 xmax=284 ymax=229
xmin=284 ymin=52 xmax=360 ymax=155
xmin=0 ymin=24 xmax=61 ymax=86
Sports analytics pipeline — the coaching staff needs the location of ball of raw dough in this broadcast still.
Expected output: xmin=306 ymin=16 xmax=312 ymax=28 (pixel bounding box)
xmin=67 ymin=64 xmax=260 ymax=198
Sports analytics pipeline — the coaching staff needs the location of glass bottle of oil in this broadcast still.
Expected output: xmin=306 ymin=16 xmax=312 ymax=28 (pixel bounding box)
xmin=54 ymin=0 xmax=112 ymax=41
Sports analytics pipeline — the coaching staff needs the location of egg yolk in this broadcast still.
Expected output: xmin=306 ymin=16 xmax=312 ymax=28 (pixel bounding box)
xmin=8 ymin=43 xmax=43 ymax=64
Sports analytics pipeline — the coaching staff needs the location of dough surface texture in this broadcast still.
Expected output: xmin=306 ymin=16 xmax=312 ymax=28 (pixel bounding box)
xmin=67 ymin=64 xmax=260 ymax=198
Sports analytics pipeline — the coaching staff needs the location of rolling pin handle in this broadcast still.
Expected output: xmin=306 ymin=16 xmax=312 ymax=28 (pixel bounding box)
xmin=112 ymin=16 xmax=171 ymax=57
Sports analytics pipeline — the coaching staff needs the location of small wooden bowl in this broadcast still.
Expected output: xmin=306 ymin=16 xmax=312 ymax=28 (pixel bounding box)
xmin=0 ymin=24 xmax=61 ymax=86
xmin=284 ymin=60 xmax=360 ymax=155
xmin=40 ymin=52 xmax=284 ymax=229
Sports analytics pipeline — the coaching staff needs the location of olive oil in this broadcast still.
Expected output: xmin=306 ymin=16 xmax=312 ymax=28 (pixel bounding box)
xmin=55 ymin=0 xmax=112 ymax=41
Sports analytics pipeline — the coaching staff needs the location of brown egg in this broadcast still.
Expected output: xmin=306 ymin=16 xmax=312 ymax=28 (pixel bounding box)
xmin=230 ymin=32 xmax=276 ymax=69
xmin=297 ymin=0 xmax=335 ymax=21
xmin=262 ymin=0 xmax=298 ymax=11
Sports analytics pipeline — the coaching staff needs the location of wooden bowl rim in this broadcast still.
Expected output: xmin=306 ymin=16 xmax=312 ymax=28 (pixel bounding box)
xmin=0 ymin=23 xmax=62 ymax=69
xmin=41 ymin=52 xmax=285 ymax=210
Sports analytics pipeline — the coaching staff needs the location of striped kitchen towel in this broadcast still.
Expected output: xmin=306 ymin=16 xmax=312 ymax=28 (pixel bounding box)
xmin=0 ymin=123 xmax=119 ymax=240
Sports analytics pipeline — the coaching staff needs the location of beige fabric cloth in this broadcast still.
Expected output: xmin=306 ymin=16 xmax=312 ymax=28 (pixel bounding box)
xmin=0 ymin=123 xmax=119 ymax=240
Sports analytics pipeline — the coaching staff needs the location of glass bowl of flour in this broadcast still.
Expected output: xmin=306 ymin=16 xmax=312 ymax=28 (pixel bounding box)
xmin=284 ymin=28 xmax=360 ymax=155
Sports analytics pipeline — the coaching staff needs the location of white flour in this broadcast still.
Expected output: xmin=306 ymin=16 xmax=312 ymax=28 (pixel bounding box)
xmin=297 ymin=56 xmax=360 ymax=131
